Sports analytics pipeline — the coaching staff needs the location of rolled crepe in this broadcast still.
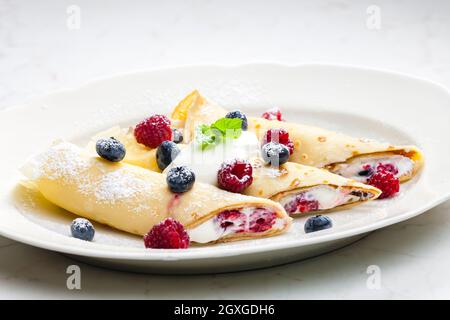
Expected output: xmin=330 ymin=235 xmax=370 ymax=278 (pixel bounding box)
xmin=163 ymin=146 xmax=381 ymax=215
xmin=246 ymin=159 xmax=381 ymax=215
xmin=171 ymin=90 xmax=424 ymax=183
xmin=21 ymin=141 xmax=291 ymax=244
xmin=248 ymin=118 xmax=424 ymax=183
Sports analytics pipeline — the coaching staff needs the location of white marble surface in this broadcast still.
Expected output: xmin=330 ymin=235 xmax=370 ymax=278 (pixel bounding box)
xmin=1 ymin=0 xmax=450 ymax=299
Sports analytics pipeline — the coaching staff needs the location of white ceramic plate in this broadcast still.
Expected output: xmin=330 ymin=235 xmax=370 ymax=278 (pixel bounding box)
xmin=1 ymin=64 xmax=449 ymax=274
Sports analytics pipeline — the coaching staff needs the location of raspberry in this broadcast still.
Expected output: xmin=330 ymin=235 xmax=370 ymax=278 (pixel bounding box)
xmin=367 ymin=170 xmax=400 ymax=199
xmin=249 ymin=208 xmax=276 ymax=233
xmin=143 ymin=218 xmax=190 ymax=249
xmin=297 ymin=199 xmax=320 ymax=213
xmin=216 ymin=208 xmax=276 ymax=233
xmin=217 ymin=159 xmax=253 ymax=193
xmin=134 ymin=115 xmax=172 ymax=148
xmin=284 ymin=196 xmax=319 ymax=214
xmin=263 ymin=128 xmax=294 ymax=154
xmin=261 ymin=107 xmax=284 ymax=121
xmin=216 ymin=210 xmax=245 ymax=231
xmin=377 ymin=163 xmax=399 ymax=175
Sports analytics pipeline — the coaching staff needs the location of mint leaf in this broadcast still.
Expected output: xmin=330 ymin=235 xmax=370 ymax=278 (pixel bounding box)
xmin=211 ymin=118 xmax=242 ymax=134
xmin=196 ymin=124 xmax=222 ymax=150
xmin=223 ymin=127 xmax=242 ymax=140
xmin=211 ymin=118 xmax=242 ymax=140
xmin=195 ymin=117 xmax=243 ymax=150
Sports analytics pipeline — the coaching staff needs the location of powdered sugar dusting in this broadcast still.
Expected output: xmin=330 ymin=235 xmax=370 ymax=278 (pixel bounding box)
xmin=23 ymin=141 xmax=90 ymax=181
xmin=22 ymin=141 xmax=157 ymax=212
xmin=71 ymin=217 xmax=93 ymax=229
xmin=93 ymin=168 xmax=150 ymax=206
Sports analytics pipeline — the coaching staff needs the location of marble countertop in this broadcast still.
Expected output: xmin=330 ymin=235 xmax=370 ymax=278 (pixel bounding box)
xmin=1 ymin=0 xmax=449 ymax=299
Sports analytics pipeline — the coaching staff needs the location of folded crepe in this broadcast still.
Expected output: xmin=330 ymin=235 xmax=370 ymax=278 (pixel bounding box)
xmin=170 ymin=90 xmax=424 ymax=184
xmin=20 ymin=141 xmax=291 ymax=244
xmin=165 ymin=149 xmax=381 ymax=215
xmin=246 ymin=159 xmax=381 ymax=215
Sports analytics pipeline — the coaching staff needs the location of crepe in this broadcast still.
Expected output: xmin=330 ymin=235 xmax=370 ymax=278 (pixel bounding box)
xmin=20 ymin=141 xmax=291 ymax=243
xmin=248 ymin=118 xmax=423 ymax=183
xmin=163 ymin=145 xmax=381 ymax=215
xmin=246 ymin=159 xmax=380 ymax=215
xmin=172 ymin=90 xmax=424 ymax=183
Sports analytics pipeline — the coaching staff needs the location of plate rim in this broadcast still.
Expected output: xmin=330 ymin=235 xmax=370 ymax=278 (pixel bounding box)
xmin=2 ymin=62 xmax=450 ymax=112
xmin=1 ymin=194 xmax=449 ymax=261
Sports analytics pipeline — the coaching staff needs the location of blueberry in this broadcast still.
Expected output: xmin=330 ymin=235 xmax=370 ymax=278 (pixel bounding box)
xmin=172 ymin=128 xmax=184 ymax=144
xmin=304 ymin=215 xmax=333 ymax=233
xmin=350 ymin=190 xmax=362 ymax=197
xmin=225 ymin=110 xmax=248 ymax=130
xmin=156 ymin=141 xmax=180 ymax=170
xmin=70 ymin=218 xmax=95 ymax=241
xmin=261 ymin=142 xmax=290 ymax=166
xmin=350 ymin=190 xmax=369 ymax=198
xmin=96 ymin=137 xmax=126 ymax=162
xmin=358 ymin=168 xmax=374 ymax=177
xmin=166 ymin=166 xmax=195 ymax=193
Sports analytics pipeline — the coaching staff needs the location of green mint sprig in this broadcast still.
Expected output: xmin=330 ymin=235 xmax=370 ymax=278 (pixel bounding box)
xmin=195 ymin=117 xmax=243 ymax=150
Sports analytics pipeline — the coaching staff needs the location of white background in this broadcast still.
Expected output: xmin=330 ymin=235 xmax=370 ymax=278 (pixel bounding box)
xmin=1 ymin=0 xmax=450 ymax=299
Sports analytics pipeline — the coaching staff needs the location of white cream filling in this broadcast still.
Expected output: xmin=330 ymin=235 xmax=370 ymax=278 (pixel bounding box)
xmin=164 ymin=131 xmax=259 ymax=185
xmin=187 ymin=207 xmax=284 ymax=244
xmin=332 ymin=154 xmax=414 ymax=182
xmin=188 ymin=218 xmax=229 ymax=244
xmin=279 ymin=185 xmax=363 ymax=213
